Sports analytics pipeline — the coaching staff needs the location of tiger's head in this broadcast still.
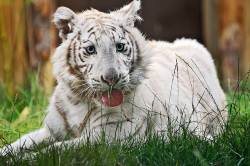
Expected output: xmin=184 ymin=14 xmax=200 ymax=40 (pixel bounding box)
xmin=52 ymin=0 xmax=149 ymax=107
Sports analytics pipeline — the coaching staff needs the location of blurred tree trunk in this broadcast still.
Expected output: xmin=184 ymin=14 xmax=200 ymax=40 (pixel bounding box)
xmin=218 ymin=0 xmax=244 ymax=88
xmin=203 ymin=0 xmax=250 ymax=90
xmin=26 ymin=0 xmax=57 ymax=95
xmin=0 ymin=0 xmax=56 ymax=97
xmin=243 ymin=1 xmax=250 ymax=79
xmin=0 ymin=0 xmax=28 ymax=96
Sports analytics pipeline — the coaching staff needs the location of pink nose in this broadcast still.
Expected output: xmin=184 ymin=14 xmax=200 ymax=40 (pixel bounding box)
xmin=103 ymin=76 xmax=119 ymax=85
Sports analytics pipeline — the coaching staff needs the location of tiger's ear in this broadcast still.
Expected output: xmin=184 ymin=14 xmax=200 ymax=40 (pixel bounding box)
xmin=53 ymin=7 xmax=78 ymax=40
xmin=114 ymin=0 xmax=142 ymax=27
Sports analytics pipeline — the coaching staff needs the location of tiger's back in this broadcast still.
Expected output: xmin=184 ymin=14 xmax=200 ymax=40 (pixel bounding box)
xmin=139 ymin=39 xmax=228 ymax=135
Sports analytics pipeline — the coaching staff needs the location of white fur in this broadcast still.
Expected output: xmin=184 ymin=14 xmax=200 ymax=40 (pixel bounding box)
xmin=0 ymin=0 xmax=227 ymax=155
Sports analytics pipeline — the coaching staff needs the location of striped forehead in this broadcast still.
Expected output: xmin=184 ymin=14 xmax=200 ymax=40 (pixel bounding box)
xmin=79 ymin=19 xmax=124 ymax=43
xmin=78 ymin=11 xmax=116 ymax=30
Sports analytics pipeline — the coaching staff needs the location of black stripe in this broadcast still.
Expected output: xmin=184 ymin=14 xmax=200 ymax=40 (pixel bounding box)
xmin=73 ymin=41 xmax=77 ymax=64
xmin=78 ymin=53 xmax=85 ymax=63
xmin=122 ymin=60 xmax=129 ymax=67
xmin=55 ymin=102 xmax=69 ymax=132
xmin=125 ymin=48 xmax=132 ymax=57
xmin=87 ymin=26 xmax=94 ymax=32
xmin=88 ymin=31 xmax=95 ymax=39
xmin=66 ymin=42 xmax=84 ymax=79
xmin=76 ymin=64 xmax=87 ymax=68
xmin=129 ymin=54 xmax=142 ymax=73
xmin=122 ymin=74 xmax=128 ymax=79
xmin=110 ymin=31 xmax=116 ymax=42
xmin=55 ymin=96 xmax=76 ymax=138
xmin=67 ymin=95 xmax=80 ymax=105
xmin=123 ymin=30 xmax=142 ymax=73
xmin=105 ymin=24 xmax=117 ymax=31
xmin=92 ymin=78 xmax=100 ymax=82
xmin=88 ymin=64 xmax=93 ymax=73
xmin=126 ymin=33 xmax=135 ymax=58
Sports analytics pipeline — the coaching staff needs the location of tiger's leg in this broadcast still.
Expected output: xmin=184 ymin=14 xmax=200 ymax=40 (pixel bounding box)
xmin=0 ymin=127 xmax=53 ymax=156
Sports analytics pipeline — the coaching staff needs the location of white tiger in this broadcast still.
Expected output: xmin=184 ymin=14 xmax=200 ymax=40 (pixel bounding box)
xmin=0 ymin=0 xmax=228 ymax=155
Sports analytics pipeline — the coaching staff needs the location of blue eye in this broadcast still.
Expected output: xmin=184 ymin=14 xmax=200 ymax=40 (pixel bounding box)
xmin=86 ymin=46 xmax=95 ymax=54
xmin=116 ymin=43 xmax=124 ymax=52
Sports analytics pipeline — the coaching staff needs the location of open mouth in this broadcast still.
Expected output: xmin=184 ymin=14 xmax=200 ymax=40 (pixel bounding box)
xmin=101 ymin=89 xmax=124 ymax=107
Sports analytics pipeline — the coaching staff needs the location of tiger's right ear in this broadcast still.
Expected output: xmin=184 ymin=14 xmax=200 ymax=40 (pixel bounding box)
xmin=53 ymin=7 xmax=78 ymax=40
xmin=113 ymin=0 xmax=142 ymax=27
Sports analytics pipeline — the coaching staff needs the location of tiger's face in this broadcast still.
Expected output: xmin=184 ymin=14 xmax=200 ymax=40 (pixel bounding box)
xmin=52 ymin=1 xmax=148 ymax=107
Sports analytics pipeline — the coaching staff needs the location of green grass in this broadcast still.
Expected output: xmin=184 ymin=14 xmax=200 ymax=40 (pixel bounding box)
xmin=0 ymin=72 xmax=47 ymax=147
xmin=0 ymin=71 xmax=249 ymax=165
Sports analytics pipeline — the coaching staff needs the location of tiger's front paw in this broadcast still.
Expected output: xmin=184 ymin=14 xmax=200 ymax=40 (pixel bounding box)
xmin=0 ymin=146 xmax=12 ymax=156
xmin=0 ymin=145 xmax=20 ymax=156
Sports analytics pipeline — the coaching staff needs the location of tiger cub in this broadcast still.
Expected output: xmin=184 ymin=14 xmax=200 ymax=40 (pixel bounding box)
xmin=0 ymin=0 xmax=228 ymax=155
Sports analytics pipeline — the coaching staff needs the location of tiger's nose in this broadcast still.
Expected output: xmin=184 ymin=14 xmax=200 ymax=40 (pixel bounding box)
xmin=101 ymin=69 xmax=120 ymax=86
xmin=101 ymin=75 xmax=119 ymax=86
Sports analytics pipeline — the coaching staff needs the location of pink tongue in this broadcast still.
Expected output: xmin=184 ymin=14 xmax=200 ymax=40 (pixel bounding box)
xmin=101 ymin=89 xmax=124 ymax=107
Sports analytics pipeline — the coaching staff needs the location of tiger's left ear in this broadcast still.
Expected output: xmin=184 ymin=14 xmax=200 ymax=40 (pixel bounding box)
xmin=113 ymin=0 xmax=142 ymax=27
